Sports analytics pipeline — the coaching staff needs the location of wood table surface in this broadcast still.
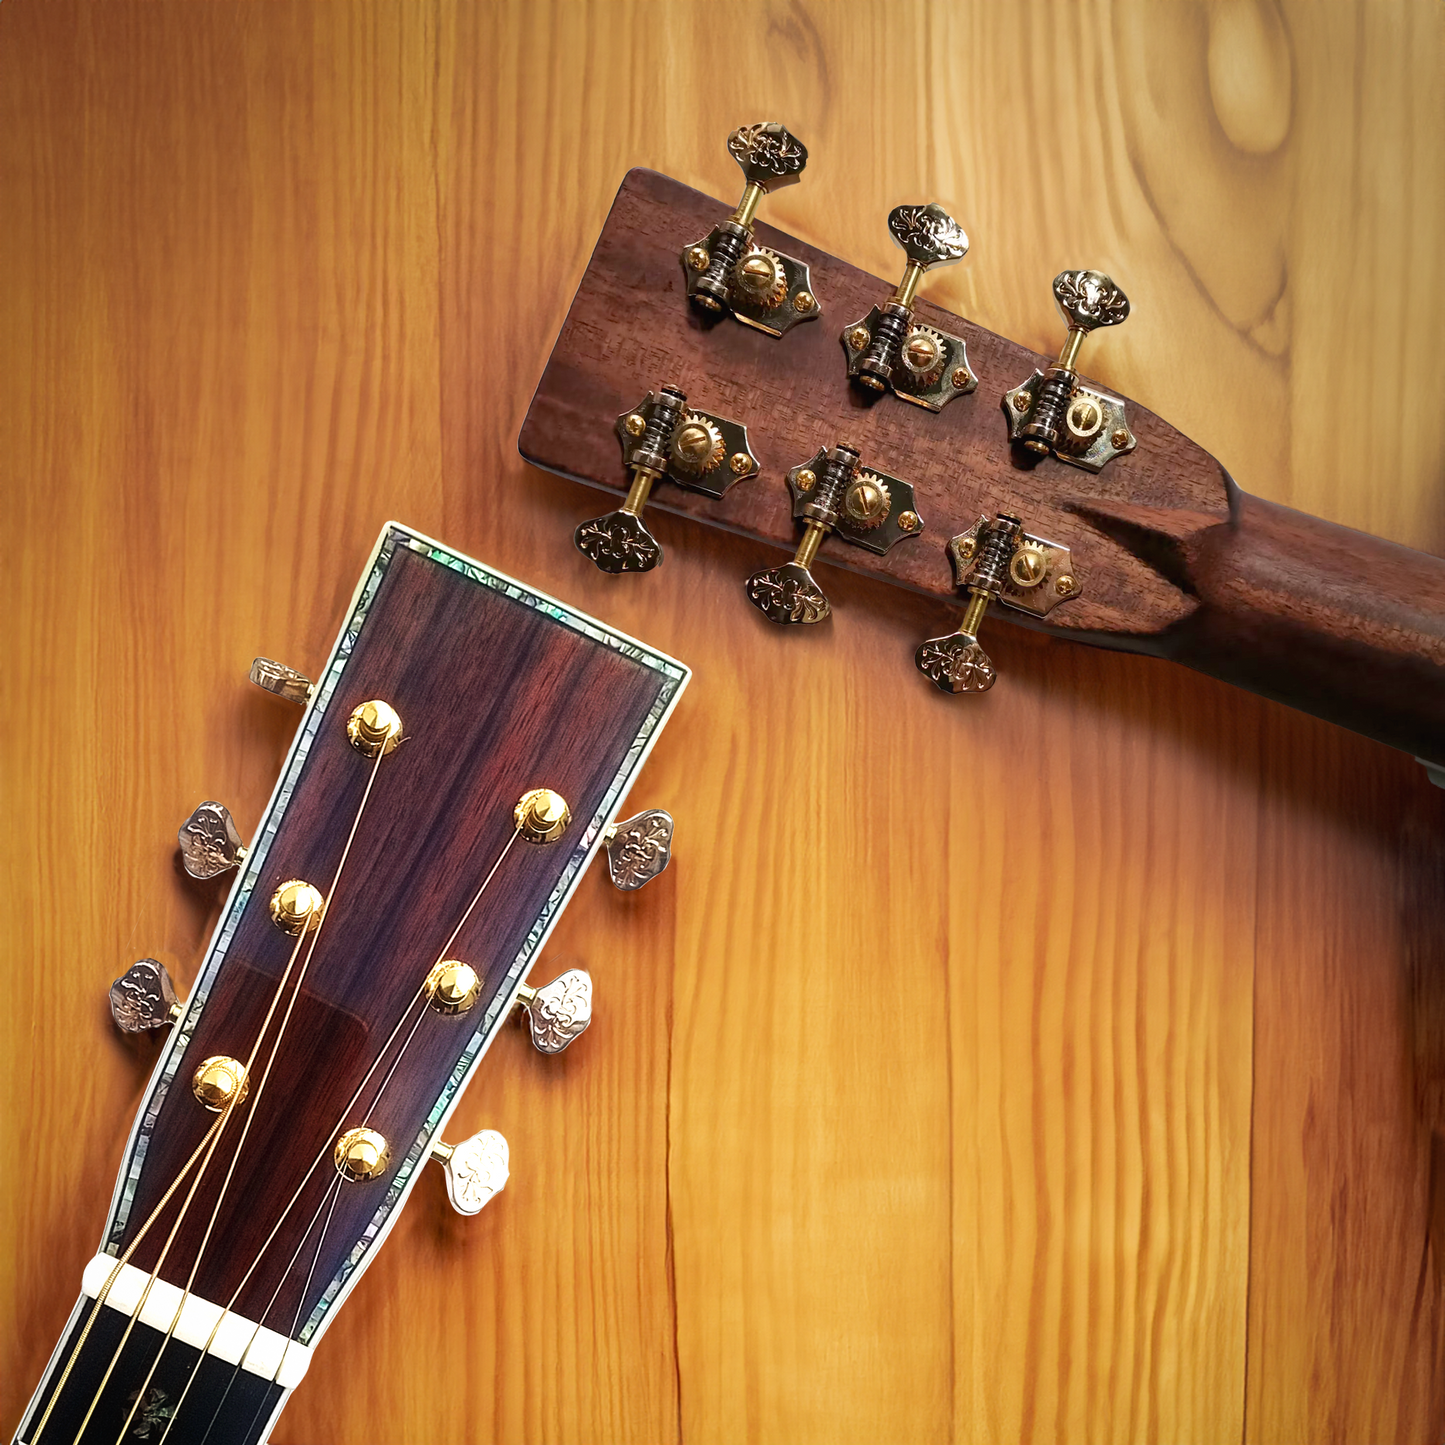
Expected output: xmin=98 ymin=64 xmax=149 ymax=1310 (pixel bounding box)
xmin=2 ymin=3 xmax=1443 ymax=1442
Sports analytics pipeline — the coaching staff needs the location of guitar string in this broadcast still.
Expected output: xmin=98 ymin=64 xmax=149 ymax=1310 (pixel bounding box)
xmin=104 ymin=746 xmax=390 ymax=1445
xmin=193 ymin=1175 xmax=345 ymax=1445
xmin=150 ymin=824 xmax=524 ymax=1443
xmin=25 ymin=1113 xmax=230 ymax=1445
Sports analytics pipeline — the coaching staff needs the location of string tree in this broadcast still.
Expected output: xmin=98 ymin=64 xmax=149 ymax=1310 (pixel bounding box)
xmin=431 ymin=1129 xmax=510 ymax=1216
xmin=1004 ymin=269 xmax=1135 ymax=471
xmin=574 ymin=385 xmax=758 ymax=574
xmin=915 ymin=513 xmax=1079 ymax=694
xmin=745 ymin=444 xmax=924 ymax=626
xmin=513 ymin=967 xmax=593 ymax=1054
xmin=109 ymin=958 xmax=184 ymax=1034
xmin=177 ymin=800 xmax=247 ymax=880
xmin=682 ymin=122 xmax=819 ymax=336
xmin=602 ymin=808 xmax=674 ymax=890
xmin=842 ymin=204 xmax=976 ymax=411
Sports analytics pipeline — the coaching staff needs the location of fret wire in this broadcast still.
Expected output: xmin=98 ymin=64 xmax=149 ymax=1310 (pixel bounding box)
xmin=106 ymin=745 xmax=390 ymax=1445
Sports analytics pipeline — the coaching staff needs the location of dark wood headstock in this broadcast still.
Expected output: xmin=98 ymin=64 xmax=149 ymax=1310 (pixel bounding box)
xmin=520 ymin=169 xmax=1445 ymax=765
xmin=18 ymin=525 xmax=687 ymax=1445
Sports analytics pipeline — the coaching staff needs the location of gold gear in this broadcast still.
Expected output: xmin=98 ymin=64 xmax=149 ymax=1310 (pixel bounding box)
xmin=842 ymin=471 xmax=892 ymax=530
xmin=669 ymin=413 xmax=726 ymax=476
xmin=898 ymin=325 xmax=947 ymax=386
xmin=730 ymin=248 xmax=788 ymax=310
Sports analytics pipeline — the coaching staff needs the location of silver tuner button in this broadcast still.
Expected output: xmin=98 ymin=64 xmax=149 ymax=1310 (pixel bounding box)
xmin=430 ymin=1129 xmax=509 ymax=1215
xmin=178 ymin=801 xmax=247 ymax=880
xmin=109 ymin=958 xmax=183 ymax=1034
xmin=249 ymin=657 xmax=314 ymax=705
xmin=514 ymin=968 xmax=592 ymax=1054
xmin=602 ymin=808 xmax=674 ymax=890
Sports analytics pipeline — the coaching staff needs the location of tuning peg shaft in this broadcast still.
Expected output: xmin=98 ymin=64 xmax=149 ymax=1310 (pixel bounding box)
xmin=682 ymin=123 xmax=819 ymax=336
xmin=250 ymin=657 xmax=314 ymax=705
xmin=178 ymin=801 xmax=246 ymax=880
xmin=110 ymin=958 xmax=184 ymax=1034
xmin=1004 ymin=270 xmax=1134 ymax=471
xmin=513 ymin=968 xmax=592 ymax=1053
xmin=603 ymin=808 xmax=674 ymax=889
xmin=746 ymin=445 xmax=924 ymax=626
xmin=843 ymin=204 xmax=976 ymax=410
xmin=430 ymin=1129 xmax=509 ymax=1215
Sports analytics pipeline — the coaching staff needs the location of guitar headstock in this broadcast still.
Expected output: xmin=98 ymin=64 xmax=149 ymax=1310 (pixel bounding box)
xmin=22 ymin=523 xmax=688 ymax=1445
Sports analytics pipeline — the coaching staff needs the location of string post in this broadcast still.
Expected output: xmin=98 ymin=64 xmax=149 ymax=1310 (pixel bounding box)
xmin=424 ymin=960 xmax=481 ymax=1015
xmin=334 ymin=1127 xmax=390 ymax=1182
xmin=192 ymin=1056 xmax=249 ymax=1112
xmin=346 ymin=698 xmax=404 ymax=757
xmin=514 ymin=788 xmax=571 ymax=844
xmin=269 ymin=879 xmax=324 ymax=934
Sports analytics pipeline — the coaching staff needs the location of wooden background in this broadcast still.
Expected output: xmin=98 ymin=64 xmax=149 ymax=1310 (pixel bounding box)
xmin=2 ymin=3 xmax=1443 ymax=1441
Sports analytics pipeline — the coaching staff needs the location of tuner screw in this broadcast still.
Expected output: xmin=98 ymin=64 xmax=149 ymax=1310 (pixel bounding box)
xmin=193 ymin=1055 xmax=249 ymax=1112
xmin=681 ymin=123 xmax=819 ymax=337
xmin=899 ymin=510 xmax=921 ymax=533
xmin=729 ymin=451 xmax=755 ymax=474
xmin=335 ymin=1127 xmax=390 ymax=1182
xmin=1112 ymin=427 xmax=1131 ymax=449
xmin=795 ymin=469 xmax=816 ymax=491
xmin=109 ymin=958 xmax=183 ymax=1034
xmin=514 ymin=967 xmax=593 ymax=1053
xmin=425 ymin=960 xmax=481 ymax=1015
xmin=269 ymin=879 xmax=324 ymax=934
xmin=841 ymin=203 xmax=977 ymax=412
xmin=1010 ymin=544 xmax=1048 ymax=588
xmin=178 ymin=801 xmax=246 ymax=880
xmin=431 ymin=1129 xmax=509 ymax=1216
xmin=515 ymin=787 xmax=570 ymax=843
xmin=624 ymin=412 xmax=647 ymax=436
xmin=1056 ymin=574 xmax=1077 ymax=596
xmin=1012 ymin=391 xmax=1030 ymax=410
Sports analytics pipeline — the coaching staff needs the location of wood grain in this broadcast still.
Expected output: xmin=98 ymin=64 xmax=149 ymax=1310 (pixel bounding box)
xmin=3 ymin=2 xmax=1443 ymax=1442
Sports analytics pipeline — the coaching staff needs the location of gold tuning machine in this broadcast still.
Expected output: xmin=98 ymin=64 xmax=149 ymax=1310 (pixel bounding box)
xmin=682 ymin=122 xmax=820 ymax=336
xmin=513 ymin=967 xmax=592 ymax=1054
xmin=842 ymin=203 xmax=977 ymax=411
xmin=109 ymin=958 xmax=184 ymax=1034
xmin=1004 ymin=270 xmax=1135 ymax=471
xmin=602 ymin=808 xmax=674 ymax=890
xmin=178 ymin=801 xmax=247 ymax=880
xmin=915 ymin=514 xmax=1080 ymax=693
xmin=574 ymin=385 xmax=759 ymax=574
xmin=249 ymin=657 xmax=314 ymax=705
xmin=746 ymin=444 xmax=924 ymax=626
xmin=430 ymin=1129 xmax=509 ymax=1216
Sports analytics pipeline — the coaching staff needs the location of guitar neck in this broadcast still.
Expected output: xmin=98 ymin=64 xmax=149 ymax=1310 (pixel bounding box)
xmin=520 ymin=168 xmax=1445 ymax=765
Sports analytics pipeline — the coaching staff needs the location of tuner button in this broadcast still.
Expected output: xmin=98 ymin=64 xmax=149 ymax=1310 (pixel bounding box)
xmin=109 ymin=958 xmax=183 ymax=1034
xmin=249 ymin=657 xmax=314 ymax=706
xmin=178 ymin=801 xmax=246 ymax=880
xmin=603 ymin=808 xmax=674 ymax=890
xmin=431 ymin=1129 xmax=509 ymax=1216
xmin=514 ymin=968 xmax=593 ymax=1054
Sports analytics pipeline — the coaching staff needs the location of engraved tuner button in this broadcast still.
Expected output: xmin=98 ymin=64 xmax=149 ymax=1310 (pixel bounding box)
xmin=431 ymin=1129 xmax=509 ymax=1216
xmin=842 ymin=203 xmax=977 ymax=411
xmin=178 ymin=801 xmax=247 ymax=880
xmin=914 ymin=513 xmax=1080 ymax=695
xmin=681 ymin=122 xmax=820 ymax=336
xmin=514 ymin=968 xmax=593 ymax=1054
xmin=745 ymin=445 xmax=924 ymax=627
xmin=1003 ymin=269 xmax=1135 ymax=472
xmin=575 ymin=385 xmax=758 ymax=575
xmin=603 ymin=808 xmax=674 ymax=890
xmin=249 ymin=657 xmax=314 ymax=705
xmin=109 ymin=958 xmax=183 ymax=1034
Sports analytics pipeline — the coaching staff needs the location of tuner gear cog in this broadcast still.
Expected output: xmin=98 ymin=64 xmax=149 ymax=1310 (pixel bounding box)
xmin=897 ymin=325 xmax=947 ymax=387
xmin=842 ymin=471 xmax=892 ymax=530
xmin=730 ymin=248 xmax=789 ymax=310
xmin=669 ymin=413 xmax=726 ymax=476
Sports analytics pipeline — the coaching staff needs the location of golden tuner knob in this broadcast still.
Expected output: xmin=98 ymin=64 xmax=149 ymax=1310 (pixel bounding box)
xmin=193 ymin=1055 xmax=249 ymax=1112
xmin=430 ymin=1128 xmax=510 ymax=1216
xmin=514 ymin=788 xmax=570 ymax=843
xmin=425 ymin=959 xmax=481 ymax=1015
xmin=346 ymin=698 xmax=403 ymax=757
xmin=335 ymin=1127 xmax=391 ymax=1182
xmin=269 ymin=878 xmax=324 ymax=935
